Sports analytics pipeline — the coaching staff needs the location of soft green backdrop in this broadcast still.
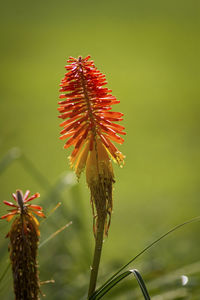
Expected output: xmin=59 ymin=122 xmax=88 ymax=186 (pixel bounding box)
xmin=0 ymin=0 xmax=199 ymax=299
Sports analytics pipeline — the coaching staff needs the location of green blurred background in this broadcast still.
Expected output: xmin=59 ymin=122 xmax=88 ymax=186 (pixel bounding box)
xmin=0 ymin=0 xmax=200 ymax=299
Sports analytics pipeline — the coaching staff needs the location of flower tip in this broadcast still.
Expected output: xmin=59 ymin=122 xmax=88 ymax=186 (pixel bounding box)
xmin=84 ymin=55 xmax=91 ymax=61
xmin=16 ymin=189 xmax=23 ymax=197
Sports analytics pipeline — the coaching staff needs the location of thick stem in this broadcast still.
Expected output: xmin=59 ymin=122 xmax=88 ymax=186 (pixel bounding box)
xmin=88 ymin=213 xmax=106 ymax=298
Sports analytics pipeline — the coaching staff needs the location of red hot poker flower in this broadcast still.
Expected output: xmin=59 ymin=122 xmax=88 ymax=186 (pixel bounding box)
xmin=58 ymin=56 xmax=125 ymax=236
xmin=58 ymin=55 xmax=125 ymax=178
xmin=1 ymin=190 xmax=45 ymax=300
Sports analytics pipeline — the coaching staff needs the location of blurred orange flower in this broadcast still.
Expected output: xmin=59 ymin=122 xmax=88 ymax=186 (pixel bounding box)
xmin=1 ymin=190 xmax=44 ymax=299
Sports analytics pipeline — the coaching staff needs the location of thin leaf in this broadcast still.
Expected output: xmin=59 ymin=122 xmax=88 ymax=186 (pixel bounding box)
xmin=39 ymin=221 xmax=72 ymax=249
xmin=40 ymin=202 xmax=62 ymax=225
xmin=89 ymin=271 xmax=130 ymax=299
xmin=131 ymin=269 xmax=151 ymax=300
xmin=95 ymin=216 xmax=200 ymax=295
xmin=89 ymin=269 xmax=150 ymax=299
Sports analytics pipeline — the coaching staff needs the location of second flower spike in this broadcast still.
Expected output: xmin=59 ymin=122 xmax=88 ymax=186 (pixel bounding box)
xmin=1 ymin=190 xmax=45 ymax=300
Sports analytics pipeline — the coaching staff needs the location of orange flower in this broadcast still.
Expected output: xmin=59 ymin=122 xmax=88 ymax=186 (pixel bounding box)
xmin=58 ymin=55 xmax=125 ymax=178
xmin=58 ymin=56 xmax=125 ymax=235
xmin=1 ymin=190 xmax=45 ymax=299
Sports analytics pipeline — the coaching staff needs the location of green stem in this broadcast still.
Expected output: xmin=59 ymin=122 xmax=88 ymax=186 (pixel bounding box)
xmin=88 ymin=214 xmax=106 ymax=298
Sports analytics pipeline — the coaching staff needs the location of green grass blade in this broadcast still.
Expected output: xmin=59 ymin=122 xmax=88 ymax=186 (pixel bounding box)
xmin=131 ymin=269 xmax=151 ymax=300
xmin=95 ymin=216 xmax=200 ymax=295
xmin=89 ymin=271 xmax=130 ymax=299
xmin=39 ymin=221 xmax=72 ymax=249
xmin=89 ymin=269 xmax=150 ymax=300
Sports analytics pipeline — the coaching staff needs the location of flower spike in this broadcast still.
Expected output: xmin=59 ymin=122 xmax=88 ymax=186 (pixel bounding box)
xmin=58 ymin=55 xmax=125 ymax=177
xmin=1 ymin=189 xmax=45 ymax=300
xmin=58 ymin=55 xmax=125 ymax=236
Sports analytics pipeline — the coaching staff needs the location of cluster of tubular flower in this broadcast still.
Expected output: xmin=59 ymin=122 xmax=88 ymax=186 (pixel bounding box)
xmin=1 ymin=190 xmax=45 ymax=300
xmin=58 ymin=56 xmax=125 ymax=235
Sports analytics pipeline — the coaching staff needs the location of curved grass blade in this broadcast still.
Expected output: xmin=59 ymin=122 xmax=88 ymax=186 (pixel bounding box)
xmin=95 ymin=216 xmax=200 ymax=295
xmin=89 ymin=269 xmax=150 ymax=300
xmin=131 ymin=269 xmax=150 ymax=300
xmin=89 ymin=271 xmax=130 ymax=299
